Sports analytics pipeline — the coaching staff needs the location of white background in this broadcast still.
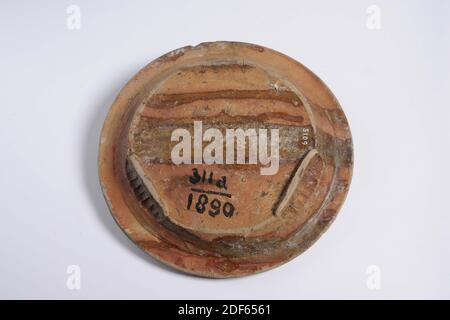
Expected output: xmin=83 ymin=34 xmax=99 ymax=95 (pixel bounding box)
xmin=1 ymin=0 xmax=449 ymax=299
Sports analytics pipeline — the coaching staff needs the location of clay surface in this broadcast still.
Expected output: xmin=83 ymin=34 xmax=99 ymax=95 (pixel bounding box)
xmin=98 ymin=41 xmax=353 ymax=277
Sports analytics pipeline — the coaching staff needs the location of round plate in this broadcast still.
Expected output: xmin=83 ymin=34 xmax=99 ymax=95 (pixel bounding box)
xmin=98 ymin=41 xmax=353 ymax=278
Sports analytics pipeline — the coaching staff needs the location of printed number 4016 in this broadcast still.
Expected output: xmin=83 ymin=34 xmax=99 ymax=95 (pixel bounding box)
xmin=187 ymin=193 xmax=235 ymax=218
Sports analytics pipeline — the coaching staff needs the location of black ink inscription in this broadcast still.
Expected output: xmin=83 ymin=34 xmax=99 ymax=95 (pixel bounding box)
xmin=186 ymin=192 xmax=235 ymax=218
xmin=189 ymin=168 xmax=227 ymax=190
xmin=186 ymin=168 xmax=236 ymax=218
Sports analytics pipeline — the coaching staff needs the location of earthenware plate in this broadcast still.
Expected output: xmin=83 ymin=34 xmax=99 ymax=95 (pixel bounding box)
xmin=98 ymin=41 xmax=353 ymax=278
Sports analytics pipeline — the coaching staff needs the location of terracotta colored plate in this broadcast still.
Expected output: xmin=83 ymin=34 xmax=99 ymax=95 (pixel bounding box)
xmin=98 ymin=41 xmax=353 ymax=278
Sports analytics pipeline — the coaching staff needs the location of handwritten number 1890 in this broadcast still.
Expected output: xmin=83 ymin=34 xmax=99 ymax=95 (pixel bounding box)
xmin=187 ymin=193 xmax=235 ymax=218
